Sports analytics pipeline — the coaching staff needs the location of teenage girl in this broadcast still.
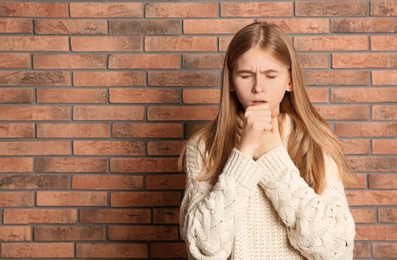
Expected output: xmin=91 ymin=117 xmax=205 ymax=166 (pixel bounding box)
xmin=180 ymin=22 xmax=356 ymax=260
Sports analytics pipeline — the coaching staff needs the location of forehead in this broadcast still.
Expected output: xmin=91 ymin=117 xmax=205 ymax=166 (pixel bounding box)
xmin=235 ymin=47 xmax=287 ymax=71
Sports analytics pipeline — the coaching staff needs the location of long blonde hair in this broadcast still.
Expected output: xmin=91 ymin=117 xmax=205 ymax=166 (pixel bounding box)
xmin=180 ymin=22 xmax=355 ymax=194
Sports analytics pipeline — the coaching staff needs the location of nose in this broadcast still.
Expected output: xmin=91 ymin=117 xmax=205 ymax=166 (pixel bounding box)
xmin=252 ymin=74 xmax=264 ymax=93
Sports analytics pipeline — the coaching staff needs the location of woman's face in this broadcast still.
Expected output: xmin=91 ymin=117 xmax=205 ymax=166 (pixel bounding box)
xmin=231 ymin=46 xmax=292 ymax=115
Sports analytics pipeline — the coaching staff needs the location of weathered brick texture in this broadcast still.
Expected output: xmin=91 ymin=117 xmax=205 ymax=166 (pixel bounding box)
xmin=0 ymin=1 xmax=395 ymax=259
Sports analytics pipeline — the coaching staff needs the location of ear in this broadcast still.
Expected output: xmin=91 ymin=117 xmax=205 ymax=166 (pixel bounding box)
xmin=286 ymin=77 xmax=293 ymax=92
xmin=229 ymin=78 xmax=235 ymax=92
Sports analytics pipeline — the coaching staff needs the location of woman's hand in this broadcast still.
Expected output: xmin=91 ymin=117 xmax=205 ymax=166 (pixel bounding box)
xmin=236 ymin=104 xmax=282 ymax=159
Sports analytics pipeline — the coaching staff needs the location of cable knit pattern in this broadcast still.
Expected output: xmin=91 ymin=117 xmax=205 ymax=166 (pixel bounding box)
xmin=180 ymin=117 xmax=355 ymax=259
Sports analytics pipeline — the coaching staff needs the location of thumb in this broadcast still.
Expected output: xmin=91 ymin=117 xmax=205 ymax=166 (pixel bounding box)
xmin=271 ymin=116 xmax=279 ymax=134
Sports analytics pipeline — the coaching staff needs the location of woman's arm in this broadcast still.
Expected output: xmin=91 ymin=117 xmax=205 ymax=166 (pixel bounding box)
xmin=256 ymin=146 xmax=355 ymax=260
xmin=180 ymin=139 xmax=264 ymax=259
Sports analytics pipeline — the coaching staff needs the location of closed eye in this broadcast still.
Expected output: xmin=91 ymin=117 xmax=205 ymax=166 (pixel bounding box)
xmin=241 ymin=74 xmax=253 ymax=79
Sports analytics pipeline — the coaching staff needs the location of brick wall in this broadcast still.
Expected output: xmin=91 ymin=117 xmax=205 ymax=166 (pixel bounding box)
xmin=0 ymin=1 xmax=396 ymax=259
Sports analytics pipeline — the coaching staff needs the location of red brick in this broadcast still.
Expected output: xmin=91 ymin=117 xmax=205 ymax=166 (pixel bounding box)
xmin=0 ymin=106 xmax=70 ymax=121
xmin=331 ymin=88 xmax=396 ymax=103
xmin=295 ymin=1 xmax=367 ymax=16
xmin=146 ymin=174 xmax=185 ymax=190
xmin=183 ymin=54 xmax=225 ymax=69
xmin=378 ymin=208 xmax=397 ymax=223
xmin=4 ymin=209 xmax=77 ymax=224
xmin=80 ymin=209 xmax=151 ymax=224
xmin=77 ymin=243 xmax=147 ymax=258
xmin=340 ymin=139 xmax=370 ymax=155
xmin=183 ymin=89 xmax=221 ymax=104
xmin=350 ymin=208 xmax=376 ymax=223
xmin=295 ymin=36 xmax=368 ymax=51
xmin=345 ymin=173 xmax=366 ymax=189
xmin=145 ymin=37 xmax=216 ymax=51
xmin=148 ymin=106 xmax=218 ymax=121
xmin=70 ymin=3 xmax=142 ymax=18
xmin=74 ymin=71 xmax=145 ymax=86
xmin=153 ymin=208 xmax=180 ymax=224
xmin=302 ymin=71 xmax=368 ymax=86
xmin=34 ymin=19 xmax=107 ymax=34
xmin=306 ymin=88 xmax=328 ymax=103
xmin=331 ymin=18 xmax=397 ymax=33
xmin=108 ymin=225 xmax=178 ymax=241
xmin=0 ymin=18 xmax=31 ymax=33
xmin=0 ymin=88 xmax=33 ymax=103
xmin=0 ymin=226 xmax=31 ymax=241
xmin=0 ymin=71 xmax=70 ymax=86
xmin=346 ymin=190 xmax=397 ymax=206
xmin=37 ymin=192 xmax=107 ymax=207
xmin=147 ymin=140 xmax=186 ymax=156
xmin=0 ymin=141 xmax=69 ymax=156
xmin=71 ymin=37 xmax=141 ymax=52
xmin=186 ymin=123 xmax=209 ymax=138
xmin=314 ymin=105 xmax=368 ymax=120
xmin=261 ymin=19 xmax=329 ymax=34
xmin=333 ymin=53 xmax=397 ymax=68
xmin=184 ymin=19 xmax=252 ymax=34
xmin=373 ymin=243 xmax=397 ymax=258
xmin=111 ymin=192 xmax=180 ymax=207
xmin=150 ymin=242 xmax=188 ymax=258
xmin=109 ymin=89 xmax=179 ymax=104
xmin=37 ymin=89 xmax=106 ymax=104
xmin=221 ymin=2 xmax=292 ymax=17
xmin=353 ymin=242 xmax=371 ymax=258
xmin=34 ymin=226 xmax=105 ymax=241
xmin=371 ymin=36 xmax=397 ymax=50
xmin=372 ymin=71 xmax=397 ymax=85
xmin=37 ymin=123 xmax=109 ymax=138
xmin=109 ymin=54 xmax=179 ymax=69
xmin=110 ymin=158 xmax=178 ymax=173
xmin=145 ymin=3 xmax=217 ymax=18
xmin=369 ymin=174 xmax=397 ymax=189
xmin=0 ymin=2 xmax=68 ymax=17
xmin=74 ymin=141 xmax=145 ymax=156
xmin=373 ymin=140 xmax=397 ymax=154
xmin=0 ymin=192 xmax=33 ymax=207
xmin=0 ymin=36 xmax=68 ymax=51
xmin=149 ymin=72 xmax=219 ymax=87
xmin=0 ymin=123 xmax=34 ymax=138
xmin=299 ymin=54 xmax=329 ymax=69
xmin=0 ymin=174 xmax=68 ymax=189
xmin=0 ymin=158 xmax=32 ymax=172
xmin=371 ymin=1 xmax=397 ymax=16
xmin=373 ymin=105 xmax=397 ymax=120
xmin=0 ymin=54 xmax=30 ymax=68
xmin=347 ymin=157 xmax=396 ymax=172
xmin=112 ymin=123 xmax=183 ymax=138
xmin=335 ymin=122 xmax=397 ymax=137
xmin=72 ymin=175 xmax=143 ymax=190
xmin=1 ymin=243 xmax=73 ymax=258
xmin=73 ymin=106 xmax=144 ymax=121
xmin=36 ymin=158 xmax=107 ymax=173
xmin=34 ymin=54 xmax=105 ymax=69
xmin=219 ymin=36 xmax=233 ymax=52
xmin=109 ymin=20 xmax=180 ymax=35
xmin=356 ymin=226 xmax=397 ymax=240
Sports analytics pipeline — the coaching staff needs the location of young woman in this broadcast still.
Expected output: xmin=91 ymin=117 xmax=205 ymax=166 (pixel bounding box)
xmin=179 ymin=22 xmax=356 ymax=259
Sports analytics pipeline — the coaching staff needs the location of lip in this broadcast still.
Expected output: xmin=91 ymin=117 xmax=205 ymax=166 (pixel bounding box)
xmin=252 ymin=100 xmax=267 ymax=106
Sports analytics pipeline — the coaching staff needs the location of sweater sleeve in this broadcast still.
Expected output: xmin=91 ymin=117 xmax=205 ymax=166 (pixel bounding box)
xmin=180 ymin=139 xmax=264 ymax=259
xmin=256 ymin=146 xmax=355 ymax=260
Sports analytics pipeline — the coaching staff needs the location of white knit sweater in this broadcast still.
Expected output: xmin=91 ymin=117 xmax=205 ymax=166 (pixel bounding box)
xmin=180 ymin=116 xmax=356 ymax=259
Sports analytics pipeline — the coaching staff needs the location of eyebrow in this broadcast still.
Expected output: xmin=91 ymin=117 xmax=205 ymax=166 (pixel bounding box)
xmin=236 ymin=69 xmax=280 ymax=74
